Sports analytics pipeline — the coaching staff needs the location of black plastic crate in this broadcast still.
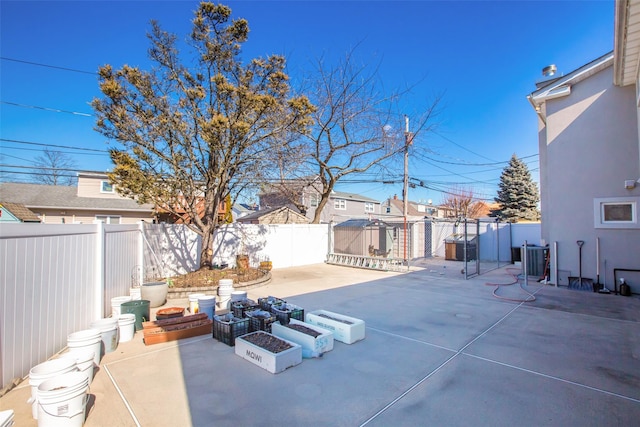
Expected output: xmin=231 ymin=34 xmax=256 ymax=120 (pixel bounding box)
xmin=213 ymin=314 xmax=250 ymax=346
xmin=270 ymin=303 xmax=304 ymax=325
xmin=231 ymin=299 xmax=259 ymax=318
xmin=258 ymin=296 xmax=286 ymax=311
xmin=246 ymin=309 xmax=277 ymax=333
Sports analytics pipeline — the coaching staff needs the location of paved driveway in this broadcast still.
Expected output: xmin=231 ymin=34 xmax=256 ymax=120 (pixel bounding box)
xmin=2 ymin=263 xmax=639 ymax=426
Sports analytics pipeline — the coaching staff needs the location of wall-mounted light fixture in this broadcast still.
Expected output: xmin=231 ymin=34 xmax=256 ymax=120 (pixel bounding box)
xmin=624 ymin=180 xmax=636 ymax=190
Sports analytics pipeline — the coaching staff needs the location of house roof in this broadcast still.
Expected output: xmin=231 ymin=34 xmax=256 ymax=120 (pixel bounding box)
xmin=0 ymin=202 xmax=41 ymax=222
xmin=335 ymin=218 xmax=391 ymax=228
xmin=331 ymin=191 xmax=380 ymax=204
xmin=614 ymin=0 xmax=640 ymax=86
xmin=527 ymin=52 xmax=614 ymax=122
xmin=0 ymin=182 xmax=154 ymax=212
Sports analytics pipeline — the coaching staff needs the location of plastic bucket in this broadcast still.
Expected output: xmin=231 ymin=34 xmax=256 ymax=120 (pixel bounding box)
xmin=188 ymin=293 xmax=205 ymax=314
xmin=230 ymin=290 xmax=247 ymax=302
xmin=0 ymin=409 xmax=14 ymax=427
xmin=129 ymin=287 xmax=141 ymax=300
xmin=111 ymin=296 xmax=132 ymax=317
xmin=90 ymin=318 xmax=119 ymax=354
xmin=67 ymin=329 xmax=102 ymax=366
xmin=28 ymin=358 xmax=78 ymax=420
xmin=118 ymin=313 xmax=136 ymax=343
xmin=121 ymin=300 xmax=150 ymax=331
xmin=198 ymin=295 xmax=216 ymax=320
xmin=60 ymin=349 xmax=95 ymax=386
xmin=37 ymin=372 xmax=88 ymax=427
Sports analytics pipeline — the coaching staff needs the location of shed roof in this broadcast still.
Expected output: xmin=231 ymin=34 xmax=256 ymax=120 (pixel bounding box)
xmin=0 ymin=202 xmax=41 ymax=222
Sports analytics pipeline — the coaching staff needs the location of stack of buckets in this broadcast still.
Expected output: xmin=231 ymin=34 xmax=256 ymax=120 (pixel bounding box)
xmin=28 ymin=357 xmax=89 ymax=426
xmin=25 ymin=294 xmax=140 ymax=425
xmin=217 ymin=279 xmax=234 ymax=309
xmin=112 ymin=295 xmax=136 ymax=342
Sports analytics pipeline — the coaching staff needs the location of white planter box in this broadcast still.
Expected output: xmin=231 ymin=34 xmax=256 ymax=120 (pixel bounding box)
xmin=272 ymin=318 xmax=333 ymax=358
xmin=235 ymin=331 xmax=302 ymax=374
xmin=305 ymin=310 xmax=365 ymax=344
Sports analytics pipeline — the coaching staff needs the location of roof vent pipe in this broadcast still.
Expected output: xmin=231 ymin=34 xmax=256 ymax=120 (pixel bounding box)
xmin=542 ymin=64 xmax=557 ymax=77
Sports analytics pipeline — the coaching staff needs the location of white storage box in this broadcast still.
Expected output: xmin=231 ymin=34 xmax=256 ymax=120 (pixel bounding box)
xmin=272 ymin=318 xmax=333 ymax=358
xmin=235 ymin=331 xmax=302 ymax=374
xmin=305 ymin=310 xmax=365 ymax=344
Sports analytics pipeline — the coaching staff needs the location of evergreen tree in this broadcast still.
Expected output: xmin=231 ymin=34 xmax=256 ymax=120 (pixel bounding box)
xmin=492 ymin=154 xmax=540 ymax=222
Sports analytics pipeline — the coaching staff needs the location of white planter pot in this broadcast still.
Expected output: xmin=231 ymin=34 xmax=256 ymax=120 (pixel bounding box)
xmin=272 ymin=318 xmax=333 ymax=358
xmin=305 ymin=310 xmax=365 ymax=344
xmin=235 ymin=331 xmax=302 ymax=374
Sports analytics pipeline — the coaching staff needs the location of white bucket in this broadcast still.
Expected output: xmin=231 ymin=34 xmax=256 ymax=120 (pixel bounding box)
xmin=198 ymin=295 xmax=216 ymax=320
xmin=230 ymin=290 xmax=247 ymax=302
xmin=28 ymin=358 xmax=78 ymax=420
xmin=188 ymin=293 xmax=205 ymax=314
xmin=111 ymin=295 xmax=132 ymax=317
xmin=0 ymin=409 xmax=14 ymax=427
xmin=37 ymin=372 xmax=88 ymax=427
xmin=60 ymin=349 xmax=95 ymax=386
xmin=90 ymin=318 xmax=119 ymax=354
xmin=67 ymin=329 xmax=102 ymax=366
xmin=118 ymin=313 xmax=136 ymax=343
xmin=129 ymin=287 xmax=141 ymax=300
xmin=218 ymin=279 xmax=234 ymax=298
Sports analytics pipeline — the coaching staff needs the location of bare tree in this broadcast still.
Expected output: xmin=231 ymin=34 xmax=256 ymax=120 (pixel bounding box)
xmin=294 ymin=51 xmax=441 ymax=223
xmin=441 ymin=186 xmax=486 ymax=219
xmin=31 ymin=148 xmax=77 ymax=186
xmin=92 ymin=3 xmax=313 ymax=269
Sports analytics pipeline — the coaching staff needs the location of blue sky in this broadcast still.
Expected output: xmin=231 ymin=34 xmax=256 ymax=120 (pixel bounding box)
xmin=1 ymin=0 xmax=614 ymax=205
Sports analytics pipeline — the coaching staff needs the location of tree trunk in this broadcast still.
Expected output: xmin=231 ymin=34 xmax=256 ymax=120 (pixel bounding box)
xmin=199 ymin=224 xmax=215 ymax=270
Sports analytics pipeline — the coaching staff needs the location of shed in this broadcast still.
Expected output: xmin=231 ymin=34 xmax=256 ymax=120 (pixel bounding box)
xmin=236 ymin=206 xmax=309 ymax=224
xmin=0 ymin=202 xmax=41 ymax=223
xmin=333 ymin=218 xmax=396 ymax=257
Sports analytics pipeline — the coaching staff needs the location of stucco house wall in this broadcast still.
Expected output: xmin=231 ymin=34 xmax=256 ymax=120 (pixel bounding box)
xmin=532 ymin=58 xmax=640 ymax=288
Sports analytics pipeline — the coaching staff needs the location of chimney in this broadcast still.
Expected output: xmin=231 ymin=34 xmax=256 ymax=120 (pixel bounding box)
xmin=393 ymin=194 xmax=398 ymax=200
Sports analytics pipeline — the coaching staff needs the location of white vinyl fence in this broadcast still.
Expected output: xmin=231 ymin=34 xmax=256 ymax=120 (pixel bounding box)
xmin=0 ymin=222 xmax=329 ymax=390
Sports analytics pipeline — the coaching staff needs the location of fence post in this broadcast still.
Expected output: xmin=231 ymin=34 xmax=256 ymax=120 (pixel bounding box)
xmin=138 ymin=221 xmax=145 ymax=286
xmin=94 ymin=221 xmax=105 ymax=319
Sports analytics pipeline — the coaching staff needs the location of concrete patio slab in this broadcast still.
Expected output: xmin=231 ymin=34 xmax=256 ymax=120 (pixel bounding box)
xmin=2 ymin=262 xmax=638 ymax=426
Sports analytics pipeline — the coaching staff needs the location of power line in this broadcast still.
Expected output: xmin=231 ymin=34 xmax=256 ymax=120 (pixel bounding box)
xmin=0 ymin=57 xmax=97 ymax=75
xmin=1 ymin=101 xmax=93 ymax=117
xmin=431 ymin=130 xmax=499 ymax=162
xmin=0 ymin=138 xmax=109 ymax=153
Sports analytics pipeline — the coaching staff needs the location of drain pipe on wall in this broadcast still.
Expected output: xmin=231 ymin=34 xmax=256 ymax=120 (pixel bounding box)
xmin=523 ymin=240 xmax=528 ymax=287
xmin=553 ymin=241 xmax=558 ymax=287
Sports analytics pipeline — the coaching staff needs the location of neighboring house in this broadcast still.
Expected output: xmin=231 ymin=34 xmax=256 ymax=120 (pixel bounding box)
xmin=382 ymin=195 xmax=445 ymax=219
xmin=0 ymin=172 xmax=155 ymax=224
xmin=155 ymin=195 xmax=229 ymax=224
xmin=526 ymin=0 xmax=640 ymax=289
xmin=236 ymin=206 xmax=310 ymax=224
xmin=260 ymin=180 xmax=382 ymax=223
xmin=0 ymin=202 xmax=41 ymax=223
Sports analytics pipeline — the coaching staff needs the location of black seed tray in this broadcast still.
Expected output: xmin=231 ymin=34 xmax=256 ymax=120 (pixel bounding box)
xmin=213 ymin=314 xmax=250 ymax=346
xmin=246 ymin=309 xmax=277 ymax=333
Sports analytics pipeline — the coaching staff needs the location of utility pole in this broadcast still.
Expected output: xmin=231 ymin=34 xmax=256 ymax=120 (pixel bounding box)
xmin=403 ymin=115 xmax=413 ymax=265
